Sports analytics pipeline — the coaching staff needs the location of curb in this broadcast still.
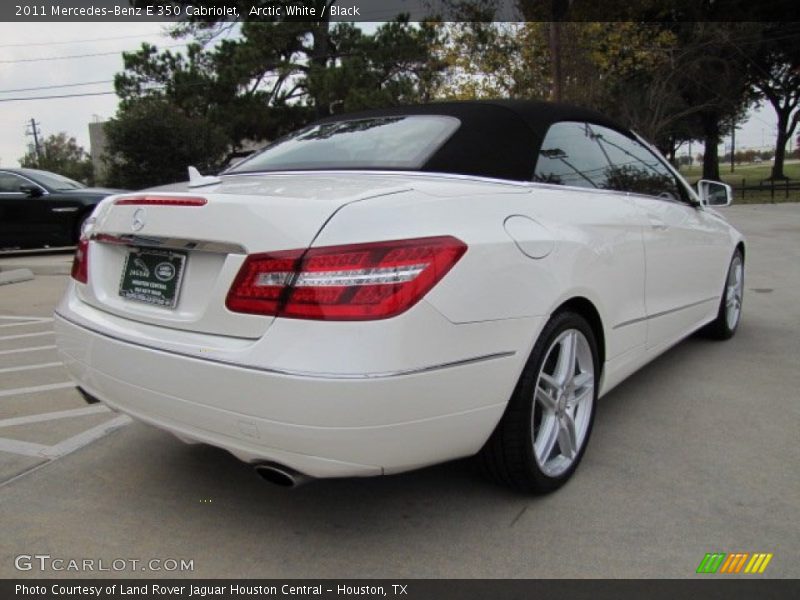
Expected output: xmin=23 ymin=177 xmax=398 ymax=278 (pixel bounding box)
xmin=0 ymin=268 xmax=35 ymax=286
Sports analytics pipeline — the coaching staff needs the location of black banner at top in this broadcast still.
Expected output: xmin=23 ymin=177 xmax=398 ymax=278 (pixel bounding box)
xmin=3 ymin=0 xmax=800 ymax=23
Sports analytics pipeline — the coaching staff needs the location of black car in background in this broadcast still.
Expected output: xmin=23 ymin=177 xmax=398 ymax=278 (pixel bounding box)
xmin=0 ymin=168 xmax=125 ymax=250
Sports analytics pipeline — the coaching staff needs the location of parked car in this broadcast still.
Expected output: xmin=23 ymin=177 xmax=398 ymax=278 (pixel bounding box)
xmin=0 ymin=168 xmax=124 ymax=249
xmin=54 ymin=101 xmax=744 ymax=493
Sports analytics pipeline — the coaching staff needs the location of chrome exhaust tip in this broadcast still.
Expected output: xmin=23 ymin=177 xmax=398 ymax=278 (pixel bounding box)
xmin=254 ymin=463 xmax=311 ymax=488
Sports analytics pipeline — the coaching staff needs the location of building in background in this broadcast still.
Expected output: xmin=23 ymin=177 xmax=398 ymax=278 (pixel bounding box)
xmin=88 ymin=119 xmax=108 ymax=186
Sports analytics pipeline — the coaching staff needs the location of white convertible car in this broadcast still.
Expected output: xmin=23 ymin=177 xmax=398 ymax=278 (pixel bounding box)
xmin=54 ymin=101 xmax=745 ymax=492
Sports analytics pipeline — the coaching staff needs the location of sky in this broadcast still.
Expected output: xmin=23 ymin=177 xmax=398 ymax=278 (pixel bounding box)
xmin=0 ymin=22 xmax=784 ymax=168
xmin=0 ymin=23 xmax=182 ymax=168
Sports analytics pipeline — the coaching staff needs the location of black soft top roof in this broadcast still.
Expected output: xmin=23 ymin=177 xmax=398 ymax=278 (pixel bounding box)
xmin=318 ymin=100 xmax=633 ymax=182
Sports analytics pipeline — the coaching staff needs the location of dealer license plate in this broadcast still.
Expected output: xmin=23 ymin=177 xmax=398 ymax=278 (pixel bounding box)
xmin=119 ymin=248 xmax=187 ymax=308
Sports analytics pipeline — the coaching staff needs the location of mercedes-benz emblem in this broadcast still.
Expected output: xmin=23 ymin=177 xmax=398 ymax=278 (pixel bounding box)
xmin=131 ymin=208 xmax=146 ymax=232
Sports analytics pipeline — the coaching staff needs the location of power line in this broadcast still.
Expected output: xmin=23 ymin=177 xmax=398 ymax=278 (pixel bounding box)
xmin=0 ymin=80 xmax=113 ymax=94
xmin=0 ymin=91 xmax=117 ymax=103
xmin=0 ymin=31 xmax=171 ymax=48
xmin=0 ymin=43 xmax=187 ymax=64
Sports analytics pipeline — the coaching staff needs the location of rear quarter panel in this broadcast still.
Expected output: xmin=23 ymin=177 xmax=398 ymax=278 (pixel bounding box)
xmin=313 ymin=178 xmax=650 ymax=365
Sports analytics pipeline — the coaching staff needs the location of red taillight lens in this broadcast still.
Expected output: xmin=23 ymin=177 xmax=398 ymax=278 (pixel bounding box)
xmin=226 ymin=236 xmax=467 ymax=320
xmin=71 ymin=238 xmax=89 ymax=284
xmin=114 ymin=195 xmax=207 ymax=206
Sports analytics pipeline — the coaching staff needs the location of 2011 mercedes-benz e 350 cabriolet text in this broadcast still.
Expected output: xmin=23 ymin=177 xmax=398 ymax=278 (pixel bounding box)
xmin=54 ymin=101 xmax=745 ymax=492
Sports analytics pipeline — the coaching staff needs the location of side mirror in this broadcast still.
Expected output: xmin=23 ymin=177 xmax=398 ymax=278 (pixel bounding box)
xmin=19 ymin=184 xmax=43 ymax=198
xmin=696 ymin=179 xmax=732 ymax=207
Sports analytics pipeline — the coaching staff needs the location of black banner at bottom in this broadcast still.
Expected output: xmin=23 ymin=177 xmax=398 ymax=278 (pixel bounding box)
xmin=3 ymin=580 xmax=800 ymax=600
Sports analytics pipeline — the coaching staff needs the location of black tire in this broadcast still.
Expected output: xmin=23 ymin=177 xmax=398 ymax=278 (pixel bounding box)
xmin=700 ymin=249 xmax=744 ymax=340
xmin=479 ymin=311 xmax=599 ymax=493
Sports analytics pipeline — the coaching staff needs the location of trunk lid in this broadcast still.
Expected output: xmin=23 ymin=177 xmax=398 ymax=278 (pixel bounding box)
xmin=78 ymin=173 xmax=411 ymax=338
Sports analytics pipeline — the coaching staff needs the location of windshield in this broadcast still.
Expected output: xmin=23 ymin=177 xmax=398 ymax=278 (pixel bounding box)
xmin=227 ymin=115 xmax=460 ymax=174
xmin=27 ymin=170 xmax=86 ymax=191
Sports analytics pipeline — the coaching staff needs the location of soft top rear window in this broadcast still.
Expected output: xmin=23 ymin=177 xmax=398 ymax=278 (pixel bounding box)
xmin=226 ymin=115 xmax=460 ymax=174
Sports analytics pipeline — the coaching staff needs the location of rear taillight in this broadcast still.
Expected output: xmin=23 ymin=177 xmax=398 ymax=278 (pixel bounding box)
xmin=226 ymin=236 xmax=467 ymax=320
xmin=71 ymin=238 xmax=89 ymax=284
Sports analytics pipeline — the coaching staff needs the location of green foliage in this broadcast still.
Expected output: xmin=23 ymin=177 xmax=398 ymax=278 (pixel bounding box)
xmin=108 ymin=15 xmax=444 ymax=187
xmin=107 ymin=5 xmax=797 ymax=186
xmin=19 ymin=132 xmax=94 ymax=185
xmin=435 ymin=21 xmax=758 ymax=178
xmin=103 ymin=98 xmax=229 ymax=189
xmin=744 ymin=22 xmax=800 ymax=179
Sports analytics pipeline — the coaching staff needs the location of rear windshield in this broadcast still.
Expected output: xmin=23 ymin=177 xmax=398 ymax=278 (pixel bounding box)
xmin=226 ymin=115 xmax=460 ymax=174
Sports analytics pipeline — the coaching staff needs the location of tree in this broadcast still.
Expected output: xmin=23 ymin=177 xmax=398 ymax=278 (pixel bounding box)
xmin=668 ymin=24 xmax=754 ymax=180
xmin=745 ymin=23 xmax=800 ymax=180
xmin=108 ymin=14 xmax=444 ymax=184
xmin=103 ymin=98 xmax=229 ymax=189
xmin=19 ymin=132 xmax=94 ymax=184
xmin=433 ymin=20 xmax=744 ymax=170
xmin=510 ymin=2 xmax=758 ymax=179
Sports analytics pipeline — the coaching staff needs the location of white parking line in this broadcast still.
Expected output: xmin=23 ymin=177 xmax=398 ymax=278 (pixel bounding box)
xmin=42 ymin=415 xmax=131 ymax=459
xmin=0 ymin=319 xmax=53 ymax=329
xmin=0 ymin=314 xmax=129 ymax=481
xmin=0 ymin=405 xmax=109 ymax=429
xmin=0 ymin=382 xmax=74 ymax=398
xmin=0 ymin=362 xmax=62 ymax=375
xmin=0 ymin=437 xmax=50 ymax=458
xmin=0 ymin=345 xmax=57 ymax=356
xmin=0 ymin=331 xmax=54 ymax=341
xmin=0 ymin=315 xmax=53 ymax=322
xmin=0 ymin=414 xmax=130 ymax=460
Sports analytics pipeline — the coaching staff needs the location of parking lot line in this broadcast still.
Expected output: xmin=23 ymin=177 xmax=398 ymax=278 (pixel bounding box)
xmin=0 ymin=382 xmax=75 ymax=398
xmin=0 ymin=315 xmax=53 ymax=322
xmin=0 ymin=362 xmax=62 ymax=375
xmin=0 ymin=331 xmax=54 ymax=342
xmin=0 ymin=437 xmax=50 ymax=458
xmin=0 ymin=405 xmax=109 ymax=429
xmin=42 ymin=414 xmax=131 ymax=459
xmin=0 ymin=320 xmax=53 ymax=329
xmin=0 ymin=345 xmax=57 ymax=356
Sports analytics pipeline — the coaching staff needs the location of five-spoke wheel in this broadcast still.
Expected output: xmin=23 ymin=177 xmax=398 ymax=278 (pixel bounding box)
xmin=703 ymin=249 xmax=745 ymax=340
xmin=532 ymin=329 xmax=595 ymax=477
xmin=480 ymin=311 xmax=599 ymax=493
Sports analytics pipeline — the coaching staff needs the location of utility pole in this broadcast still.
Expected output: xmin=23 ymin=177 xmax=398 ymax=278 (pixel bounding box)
xmin=25 ymin=118 xmax=43 ymax=166
xmin=549 ymin=0 xmax=572 ymax=103
xmin=549 ymin=22 xmax=562 ymax=102
xmin=730 ymin=122 xmax=735 ymax=173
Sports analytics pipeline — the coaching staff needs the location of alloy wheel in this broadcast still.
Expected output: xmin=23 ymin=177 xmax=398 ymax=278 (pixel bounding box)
xmin=725 ymin=255 xmax=744 ymax=330
xmin=532 ymin=329 xmax=595 ymax=477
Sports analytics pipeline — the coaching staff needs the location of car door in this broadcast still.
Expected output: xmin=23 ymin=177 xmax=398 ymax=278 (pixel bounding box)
xmin=586 ymin=126 xmax=727 ymax=349
xmin=0 ymin=172 xmax=77 ymax=248
xmin=533 ymin=121 xmax=649 ymax=364
xmin=0 ymin=172 xmax=39 ymax=248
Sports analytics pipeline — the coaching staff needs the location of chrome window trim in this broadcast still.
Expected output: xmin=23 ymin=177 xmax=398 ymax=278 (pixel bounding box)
xmin=613 ymin=296 xmax=718 ymax=329
xmin=219 ymin=169 xmax=536 ymax=188
xmin=631 ymin=132 xmax=702 ymax=208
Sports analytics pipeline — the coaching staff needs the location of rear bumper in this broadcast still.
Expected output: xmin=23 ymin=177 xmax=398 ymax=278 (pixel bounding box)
xmin=54 ymin=300 xmax=540 ymax=478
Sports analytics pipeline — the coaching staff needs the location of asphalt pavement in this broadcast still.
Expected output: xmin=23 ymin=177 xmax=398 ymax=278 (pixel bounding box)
xmin=0 ymin=203 xmax=798 ymax=579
